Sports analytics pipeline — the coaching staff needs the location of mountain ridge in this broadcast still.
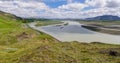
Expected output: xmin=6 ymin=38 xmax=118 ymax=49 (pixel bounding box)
xmin=86 ymin=15 xmax=120 ymax=21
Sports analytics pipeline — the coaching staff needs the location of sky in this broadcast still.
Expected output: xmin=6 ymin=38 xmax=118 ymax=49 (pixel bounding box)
xmin=0 ymin=0 xmax=120 ymax=19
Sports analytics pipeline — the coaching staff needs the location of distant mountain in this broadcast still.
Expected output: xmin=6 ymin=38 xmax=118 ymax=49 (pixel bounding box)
xmin=86 ymin=15 xmax=120 ymax=21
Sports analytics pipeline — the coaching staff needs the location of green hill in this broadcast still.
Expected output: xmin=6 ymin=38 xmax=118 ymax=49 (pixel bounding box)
xmin=0 ymin=11 xmax=120 ymax=63
xmin=0 ymin=11 xmax=36 ymax=45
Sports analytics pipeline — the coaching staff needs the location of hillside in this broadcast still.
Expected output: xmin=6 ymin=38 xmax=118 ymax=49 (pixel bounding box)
xmin=0 ymin=11 xmax=120 ymax=63
xmin=0 ymin=11 xmax=37 ymax=45
xmin=86 ymin=15 xmax=120 ymax=20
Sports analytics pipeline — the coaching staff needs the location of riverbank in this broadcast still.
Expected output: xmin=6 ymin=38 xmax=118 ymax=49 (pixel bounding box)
xmin=82 ymin=24 xmax=120 ymax=35
xmin=79 ymin=21 xmax=120 ymax=35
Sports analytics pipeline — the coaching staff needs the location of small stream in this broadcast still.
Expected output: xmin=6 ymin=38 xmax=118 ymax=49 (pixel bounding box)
xmin=28 ymin=21 xmax=120 ymax=44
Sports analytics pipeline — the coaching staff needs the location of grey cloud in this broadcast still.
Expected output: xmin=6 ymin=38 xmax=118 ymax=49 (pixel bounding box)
xmin=106 ymin=1 xmax=120 ymax=8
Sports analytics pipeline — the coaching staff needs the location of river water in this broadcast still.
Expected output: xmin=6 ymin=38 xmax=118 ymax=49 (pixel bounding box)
xmin=29 ymin=21 xmax=120 ymax=44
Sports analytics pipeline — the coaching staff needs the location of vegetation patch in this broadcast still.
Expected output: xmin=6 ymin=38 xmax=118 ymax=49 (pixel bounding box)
xmin=35 ymin=20 xmax=63 ymax=26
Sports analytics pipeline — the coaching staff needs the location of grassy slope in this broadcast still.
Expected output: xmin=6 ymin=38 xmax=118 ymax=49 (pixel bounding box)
xmin=0 ymin=12 xmax=120 ymax=63
xmin=18 ymin=42 xmax=120 ymax=63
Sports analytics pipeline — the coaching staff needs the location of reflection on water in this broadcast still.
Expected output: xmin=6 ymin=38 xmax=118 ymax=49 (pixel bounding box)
xmin=29 ymin=21 xmax=120 ymax=44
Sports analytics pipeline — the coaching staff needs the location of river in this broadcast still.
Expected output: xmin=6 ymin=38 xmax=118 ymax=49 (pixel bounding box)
xmin=28 ymin=21 xmax=120 ymax=44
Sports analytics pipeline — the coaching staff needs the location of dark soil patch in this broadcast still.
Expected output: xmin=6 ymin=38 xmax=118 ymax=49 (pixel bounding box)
xmin=99 ymin=48 xmax=120 ymax=56
xmin=17 ymin=32 xmax=29 ymax=41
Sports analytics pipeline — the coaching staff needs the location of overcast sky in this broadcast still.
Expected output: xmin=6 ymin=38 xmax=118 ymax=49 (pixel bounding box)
xmin=0 ymin=0 xmax=120 ymax=19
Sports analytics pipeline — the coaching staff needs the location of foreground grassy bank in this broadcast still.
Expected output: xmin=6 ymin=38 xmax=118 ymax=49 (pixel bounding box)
xmin=0 ymin=11 xmax=120 ymax=63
